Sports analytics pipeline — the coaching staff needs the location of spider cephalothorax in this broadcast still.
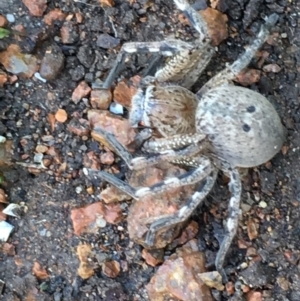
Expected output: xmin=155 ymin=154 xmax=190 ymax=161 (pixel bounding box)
xmin=88 ymin=0 xmax=285 ymax=282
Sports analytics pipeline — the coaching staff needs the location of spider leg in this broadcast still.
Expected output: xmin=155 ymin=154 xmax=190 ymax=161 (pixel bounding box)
xmin=197 ymin=13 xmax=279 ymax=96
xmin=86 ymin=169 xmax=138 ymax=199
xmin=173 ymin=0 xmax=210 ymax=42
xmin=89 ymin=155 xmax=213 ymax=201
xmin=142 ymin=133 xmax=207 ymax=153
xmin=135 ymin=155 xmax=212 ymax=197
xmin=215 ymin=168 xmax=242 ymax=283
xmin=93 ymin=126 xmax=133 ymax=166
xmin=145 ymin=169 xmax=218 ymax=245
xmin=130 ymin=141 xmax=206 ymax=170
xmin=102 ymin=40 xmax=194 ymax=89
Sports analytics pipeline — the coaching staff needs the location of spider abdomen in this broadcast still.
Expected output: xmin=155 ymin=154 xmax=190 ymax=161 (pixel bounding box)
xmin=196 ymin=85 xmax=285 ymax=168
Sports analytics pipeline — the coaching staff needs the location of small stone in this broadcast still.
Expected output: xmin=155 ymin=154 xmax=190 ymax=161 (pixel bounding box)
xmin=35 ymin=145 xmax=48 ymax=153
xmin=75 ymin=12 xmax=83 ymax=23
xmin=96 ymin=33 xmax=120 ymax=49
xmin=2 ymin=243 xmax=15 ymax=256
xmin=247 ymin=218 xmax=258 ymax=240
xmin=43 ymin=158 xmax=51 ymax=167
xmin=90 ymin=89 xmax=112 ymax=110
xmin=258 ymin=201 xmax=267 ymax=208
xmin=6 ymin=14 xmax=15 ymax=23
xmin=67 ymin=118 xmax=90 ymax=136
xmin=55 ymin=109 xmax=68 ymax=123
xmin=88 ymin=110 xmax=137 ymax=148
xmin=77 ymin=244 xmax=94 ymax=279
xmin=86 ymin=186 xmax=94 ymax=194
xmin=99 ymin=0 xmax=115 ymax=6
xmin=71 ymin=202 xmax=123 ymax=235
xmin=72 ymin=81 xmax=91 ymax=104
xmin=34 ymin=72 xmax=47 ymax=83
xmin=146 ymin=244 xmax=213 ymax=301
xmin=0 ymin=71 xmax=8 ymax=87
xmin=142 ymin=249 xmax=164 ymax=267
xmin=102 ymin=260 xmax=120 ymax=278
xmin=235 ymin=69 xmax=261 ymax=86
xmin=0 ymin=189 xmax=8 ymax=204
xmin=77 ymin=45 xmax=95 ymax=68
xmin=113 ymin=76 xmax=140 ymax=108
xmin=247 ymin=291 xmax=262 ymax=301
xmin=0 ymin=44 xmax=38 ymax=78
xmin=100 ymin=186 xmax=131 ymax=203
xmin=83 ymin=151 xmax=100 ymax=170
xmin=22 ymin=0 xmax=47 ymax=16
xmin=100 ymin=151 xmax=114 ymax=165
xmin=0 ymin=15 xmax=8 ymax=27
xmin=32 ymin=262 xmax=49 ymax=280
xmin=281 ymin=33 xmax=287 ymax=38
xmin=60 ymin=21 xmax=79 ymax=44
xmin=276 ymin=276 xmax=290 ymax=291
xmin=225 ymin=282 xmax=235 ymax=295
xmin=246 ymin=246 xmax=257 ymax=257
xmin=39 ymin=44 xmax=65 ymax=81
xmin=171 ymin=220 xmax=199 ymax=247
xmin=263 ymin=64 xmax=281 ymax=73
xmin=109 ymin=102 xmax=124 ymax=115
xmin=43 ymin=9 xmax=66 ymax=25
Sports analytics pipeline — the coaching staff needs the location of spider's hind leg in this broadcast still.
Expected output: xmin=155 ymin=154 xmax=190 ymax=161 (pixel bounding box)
xmin=145 ymin=169 xmax=218 ymax=246
xmin=198 ymin=13 xmax=279 ymax=95
xmin=215 ymin=168 xmax=242 ymax=282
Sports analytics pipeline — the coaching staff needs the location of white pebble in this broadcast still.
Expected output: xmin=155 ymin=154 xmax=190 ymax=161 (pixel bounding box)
xmin=75 ymin=186 xmax=83 ymax=194
xmin=6 ymin=14 xmax=15 ymax=22
xmin=259 ymin=200 xmax=267 ymax=208
xmin=110 ymin=102 xmax=124 ymax=115
xmin=34 ymin=72 xmax=47 ymax=83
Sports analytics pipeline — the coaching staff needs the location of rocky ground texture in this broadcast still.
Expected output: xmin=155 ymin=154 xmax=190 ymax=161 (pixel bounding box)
xmin=0 ymin=0 xmax=299 ymax=300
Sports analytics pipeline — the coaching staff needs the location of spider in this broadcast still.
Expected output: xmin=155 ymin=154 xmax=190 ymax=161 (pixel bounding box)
xmin=87 ymin=0 xmax=285 ymax=281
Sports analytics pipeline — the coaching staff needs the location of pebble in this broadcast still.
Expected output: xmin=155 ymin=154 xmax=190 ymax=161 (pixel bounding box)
xmin=96 ymin=33 xmax=120 ymax=49
xmin=39 ymin=44 xmax=65 ymax=81
xmin=258 ymin=201 xmax=267 ymax=208
xmin=34 ymin=72 xmax=47 ymax=83
xmin=109 ymin=102 xmax=124 ymax=115
xmin=75 ymin=186 xmax=83 ymax=194
xmin=6 ymin=14 xmax=15 ymax=22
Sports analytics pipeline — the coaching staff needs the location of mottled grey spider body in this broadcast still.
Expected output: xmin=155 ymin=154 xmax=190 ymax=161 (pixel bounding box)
xmin=88 ymin=0 xmax=285 ymax=282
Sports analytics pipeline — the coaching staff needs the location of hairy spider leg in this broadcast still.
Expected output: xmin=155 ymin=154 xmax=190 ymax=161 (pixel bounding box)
xmin=173 ymin=0 xmax=210 ymax=43
xmin=215 ymin=168 xmax=242 ymax=283
xmin=87 ymin=169 xmax=138 ymax=199
xmin=134 ymin=156 xmax=213 ymax=197
xmin=93 ymin=126 xmax=133 ymax=167
xmin=102 ymin=40 xmax=195 ymax=89
xmin=103 ymin=0 xmax=215 ymax=90
xmin=142 ymin=133 xmax=207 ymax=152
xmin=145 ymin=169 xmax=218 ymax=244
xmin=198 ymin=13 xmax=279 ymax=96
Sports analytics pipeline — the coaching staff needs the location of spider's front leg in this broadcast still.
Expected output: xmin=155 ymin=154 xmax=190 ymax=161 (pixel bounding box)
xmin=102 ymin=40 xmax=194 ymax=89
xmin=88 ymin=128 xmax=211 ymax=197
xmin=103 ymin=0 xmax=215 ymax=90
xmin=215 ymin=168 xmax=242 ymax=283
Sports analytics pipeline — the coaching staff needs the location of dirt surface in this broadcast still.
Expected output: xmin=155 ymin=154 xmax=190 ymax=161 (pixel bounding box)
xmin=0 ymin=0 xmax=299 ymax=300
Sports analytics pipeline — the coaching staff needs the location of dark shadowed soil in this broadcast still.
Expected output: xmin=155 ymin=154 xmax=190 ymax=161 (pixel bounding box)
xmin=0 ymin=0 xmax=299 ymax=300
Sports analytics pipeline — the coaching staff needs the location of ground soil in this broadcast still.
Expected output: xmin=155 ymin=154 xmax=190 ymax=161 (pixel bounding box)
xmin=0 ymin=0 xmax=299 ymax=300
